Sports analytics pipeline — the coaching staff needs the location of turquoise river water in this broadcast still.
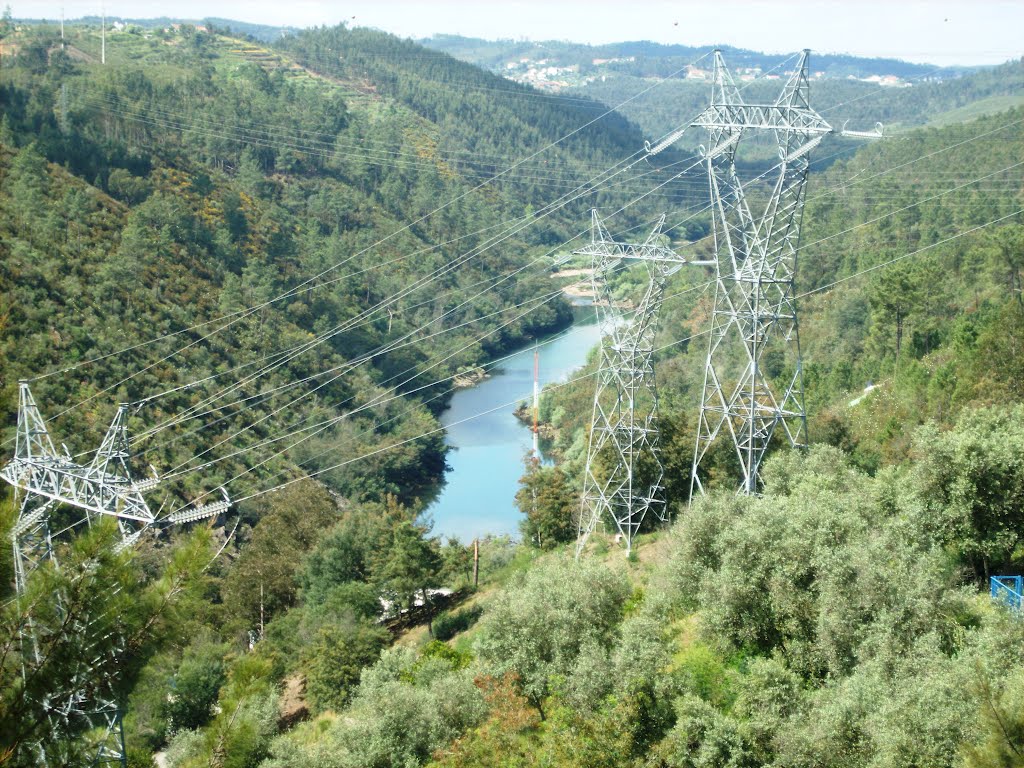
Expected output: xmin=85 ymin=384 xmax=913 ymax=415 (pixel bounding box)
xmin=427 ymin=312 xmax=601 ymax=542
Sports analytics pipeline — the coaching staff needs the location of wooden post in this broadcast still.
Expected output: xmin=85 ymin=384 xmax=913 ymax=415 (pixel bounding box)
xmin=472 ymin=538 xmax=479 ymax=588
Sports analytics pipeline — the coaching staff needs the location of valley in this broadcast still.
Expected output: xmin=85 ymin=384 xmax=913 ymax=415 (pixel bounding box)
xmin=0 ymin=10 xmax=1022 ymax=768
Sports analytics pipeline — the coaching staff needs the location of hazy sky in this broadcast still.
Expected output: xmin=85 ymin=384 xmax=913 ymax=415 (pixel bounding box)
xmin=9 ymin=0 xmax=1024 ymax=66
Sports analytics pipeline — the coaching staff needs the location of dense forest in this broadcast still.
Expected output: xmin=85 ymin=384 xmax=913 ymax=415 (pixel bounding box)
xmin=1 ymin=15 xmax=1023 ymax=768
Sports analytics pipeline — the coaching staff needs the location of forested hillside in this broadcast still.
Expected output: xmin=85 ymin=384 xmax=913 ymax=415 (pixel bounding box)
xmin=0 ymin=20 xmax=688 ymax=507
xmin=277 ymin=25 xmax=653 ymax=218
xmin=1 ymin=15 xmax=1023 ymax=768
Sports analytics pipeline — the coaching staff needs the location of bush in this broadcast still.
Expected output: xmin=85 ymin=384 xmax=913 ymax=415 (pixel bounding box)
xmin=303 ymin=619 xmax=389 ymax=713
xmin=474 ymin=557 xmax=630 ymax=715
xmin=264 ymin=647 xmax=486 ymax=768
xmin=432 ymin=605 xmax=483 ymax=641
xmin=911 ymin=404 xmax=1024 ymax=580
xmin=162 ymin=637 xmax=229 ymax=733
xmin=662 ymin=445 xmax=974 ymax=679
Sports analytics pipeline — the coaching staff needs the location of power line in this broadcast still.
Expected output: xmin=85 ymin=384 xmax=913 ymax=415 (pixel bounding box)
xmin=105 ymin=123 xmax=1024 ymax=472
xmin=29 ymin=49 xmax=716 ymax=403
xmin=151 ymin=134 xmax=1007 ymax=487
xmin=228 ymin=205 xmax=1022 ymax=508
xmin=145 ymin=148 xmax=712 ymax=473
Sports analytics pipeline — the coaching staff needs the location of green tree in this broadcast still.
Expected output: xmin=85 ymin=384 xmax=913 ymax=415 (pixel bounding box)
xmin=438 ymin=538 xmax=474 ymax=586
xmin=6 ymin=143 xmax=50 ymax=231
xmin=515 ymin=458 xmax=576 ymax=549
xmin=371 ymin=518 xmax=442 ymax=621
xmin=0 ymin=523 xmax=212 ymax=765
xmin=163 ymin=635 xmax=229 ymax=733
xmin=474 ymin=558 xmax=630 ymax=718
xmin=300 ymin=494 xmax=412 ymax=603
xmin=106 ymin=168 xmax=152 ymax=205
xmin=303 ymin=617 xmax=389 ymax=712
xmin=221 ymin=480 xmax=340 ymax=631
xmin=986 ymin=224 xmax=1024 ymax=307
xmin=867 ymin=262 xmax=920 ymax=361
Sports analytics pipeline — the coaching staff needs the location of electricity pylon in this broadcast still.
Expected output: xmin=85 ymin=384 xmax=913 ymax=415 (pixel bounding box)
xmin=2 ymin=381 xmax=230 ymax=766
xmin=575 ymin=210 xmax=690 ymax=554
xmin=648 ymin=50 xmax=881 ymax=496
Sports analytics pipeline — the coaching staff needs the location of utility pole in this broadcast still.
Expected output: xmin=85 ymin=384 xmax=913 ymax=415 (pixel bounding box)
xmin=101 ymin=5 xmax=105 ymax=65
xmin=472 ymin=538 xmax=479 ymax=588
xmin=532 ymin=345 xmax=540 ymax=456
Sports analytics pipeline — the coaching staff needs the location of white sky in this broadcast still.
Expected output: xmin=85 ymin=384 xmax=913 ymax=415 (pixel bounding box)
xmin=9 ymin=0 xmax=1024 ymax=66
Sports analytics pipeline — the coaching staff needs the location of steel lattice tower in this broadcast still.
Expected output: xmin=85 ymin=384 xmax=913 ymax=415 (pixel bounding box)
xmin=680 ymin=50 xmax=880 ymax=496
xmin=2 ymin=382 xmax=230 ymax=766
xmin=575 ymin=210 xmax=689 ymax=554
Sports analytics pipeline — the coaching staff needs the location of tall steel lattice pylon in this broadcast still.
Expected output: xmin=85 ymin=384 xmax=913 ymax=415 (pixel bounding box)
xmin=2 ymin=381 xmax=230 ymax=766
xmin=575 ymin=210 xmax=690 ymax=554
xmin=679 ymin=50 xmax=881 ymax=496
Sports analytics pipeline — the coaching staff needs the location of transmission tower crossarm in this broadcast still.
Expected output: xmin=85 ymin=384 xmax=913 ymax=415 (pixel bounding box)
xmin=3 ymin=383 xmax=235 ymax=540
xmin=573 ymin=210 xmax=688 ymax=266
xmin=2 ymin=390 xmax=159 ymax=528
xmin=692 ymin=103 xmax=833 ymax=134
xmin=651 ymin=49 xmax=882 ymax=160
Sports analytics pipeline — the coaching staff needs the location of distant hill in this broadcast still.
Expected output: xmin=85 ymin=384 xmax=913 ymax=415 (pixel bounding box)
xmin=15 ymin=15 xmax=299 ymax=43
xmin=418 ymin=35 xmax=1022 ymax=160
xmin=569 ymin=59 xmax=1024 ymax=155
xmin=419 ymin=34 xmax=979 ymax=81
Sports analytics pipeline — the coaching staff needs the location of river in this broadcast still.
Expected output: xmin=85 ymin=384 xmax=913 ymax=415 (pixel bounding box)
xmin=428 ymin=310 xmax=601 ymax=542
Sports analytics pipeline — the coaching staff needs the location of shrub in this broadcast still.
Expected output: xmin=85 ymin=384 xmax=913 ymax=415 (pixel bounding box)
xmin=433 ymin=605 xmax=483 ymax=641
xmin=474 ymin=557 xmax=630 ymax=716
